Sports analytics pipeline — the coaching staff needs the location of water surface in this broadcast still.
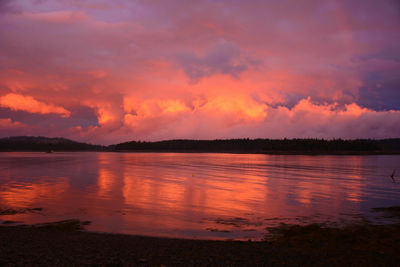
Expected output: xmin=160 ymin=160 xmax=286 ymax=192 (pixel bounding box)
xmin=0 ymin=152 xmax=399 ymax=240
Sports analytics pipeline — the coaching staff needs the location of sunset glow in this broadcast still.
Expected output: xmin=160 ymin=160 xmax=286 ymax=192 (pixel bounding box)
xmin=1 ymin=0 xmax=399 ymax=144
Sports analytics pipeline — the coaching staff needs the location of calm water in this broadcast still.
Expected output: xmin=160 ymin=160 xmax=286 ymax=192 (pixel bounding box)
xmin=0 ymin=152 xmax=399 ymax=240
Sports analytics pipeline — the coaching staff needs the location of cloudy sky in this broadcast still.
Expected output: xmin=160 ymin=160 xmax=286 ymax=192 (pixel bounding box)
xmin=0 ymin=0 xmax=399 ymax=144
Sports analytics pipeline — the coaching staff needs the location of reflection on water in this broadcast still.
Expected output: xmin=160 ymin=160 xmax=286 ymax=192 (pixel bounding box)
xmin=0 ymin=152 xmax=399 ymax=240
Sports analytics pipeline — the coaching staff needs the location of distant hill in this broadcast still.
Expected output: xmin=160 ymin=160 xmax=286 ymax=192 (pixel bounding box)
xmin=1 ymin=136 xmax=400 ymax=154
xmin=114 ymin=138 xmax=400 ymax=154
xmin=0 ymin=136 xmax=104 ymax=152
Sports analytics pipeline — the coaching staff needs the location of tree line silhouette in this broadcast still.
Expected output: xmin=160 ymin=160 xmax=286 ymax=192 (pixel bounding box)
xmin=0 ymin=136 xmax=103 ymax=152
xmin=1 ymin=136 xmax=400 ymax=154
xmin=114 ymin=138 xmax=400 ymax=154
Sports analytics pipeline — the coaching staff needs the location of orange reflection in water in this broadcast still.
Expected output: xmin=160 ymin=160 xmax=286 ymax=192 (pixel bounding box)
xmin=95 ymin=153 xmax=365 ymax=231
xmin=122 ymin=162 xmax=187 ymax=231
xmin=97 ymin=168 xmax=116 ymax=198
xmin=0 ymin=179 xmax=70 ymax=207
xmin=1 ymin=152 xmax=390 ymax=240
xmin=119 ymin=154 xmax=269 ymax=236
xmin=289 ymin=155 xmax=364 ymax=214
xmin=200 ymin=172 xmax=267 ymax=216
xmin=343 ymin=156 xmax=363 ymax=203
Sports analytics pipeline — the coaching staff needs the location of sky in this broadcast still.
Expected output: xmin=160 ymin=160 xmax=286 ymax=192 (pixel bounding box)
xmin=0 ymin=0 xmax=399 ymax=144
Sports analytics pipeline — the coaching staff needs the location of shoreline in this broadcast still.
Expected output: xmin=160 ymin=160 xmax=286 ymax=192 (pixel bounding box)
xmin=1 ymin=219 xmax=400 ymax=266
xmin=2 ymin=136 xmax=400 ymax=155
xmin=112 ymin=150 xmax=400 ymax=155
xmin=1 ymin=150 xmax=400 ymax=155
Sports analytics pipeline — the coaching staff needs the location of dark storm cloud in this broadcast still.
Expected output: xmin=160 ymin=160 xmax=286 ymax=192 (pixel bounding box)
xmin=0 ymin=0 xmax=20 ymax=14
xmin=0 ymin=106 xmax=98 ymax=129
xmin=177 ymin=41 xmax=251 ymax=83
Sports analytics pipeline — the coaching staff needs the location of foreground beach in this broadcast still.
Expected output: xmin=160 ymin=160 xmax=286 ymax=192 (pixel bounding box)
xmin=1 ymin=221 xmax=400 ymax=266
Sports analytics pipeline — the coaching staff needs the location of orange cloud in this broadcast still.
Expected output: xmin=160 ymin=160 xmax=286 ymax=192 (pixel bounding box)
xmin=201 ymin=96 xmax=267 ymax=122
xmin=124 ymin=97 xmax=190 ymax=116
xmin=0 ymin=1 xmax=399 ymax=144
xmin=118 ymin=96 xmax=400 ymax=142
xmin=97 ymin=108 xmax=116 ymax=125
xmin=0 ymin=93 xmax=71 ymax=117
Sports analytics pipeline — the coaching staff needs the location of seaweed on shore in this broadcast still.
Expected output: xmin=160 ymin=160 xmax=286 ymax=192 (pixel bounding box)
xmin=205 ymin=228 xmax=231 ymax=233
xmin=0 ymin=207 xmax=43 ymax=215
xmin=264 ymin=221 xmax=400 ymax=252
xmin=28 ymin=219 xmax=91 ymax=231
xmin=371 ymin=206 xmax=400 ymax=218
xmin=212 ymin=217 xmax=263 ymax=227
xmin=1 ymin=220 xmax=22 ymax=225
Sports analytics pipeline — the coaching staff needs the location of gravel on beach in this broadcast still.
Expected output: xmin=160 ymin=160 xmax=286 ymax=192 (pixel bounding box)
xmin=1 ymin=222 xmax=400 ymax=266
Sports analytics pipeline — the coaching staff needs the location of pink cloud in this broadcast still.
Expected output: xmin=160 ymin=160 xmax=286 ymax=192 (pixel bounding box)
xmin=112 ymin=98 xmax=400 ymax=142
xmin=0 ymin=0 xmax=399 ymax=144
xmin=0 ymin=93 xmax=71 ymax=117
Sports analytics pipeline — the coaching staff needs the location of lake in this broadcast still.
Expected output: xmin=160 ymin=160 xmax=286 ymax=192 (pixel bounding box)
xmin=0 ymin=152 xmax=399 ymax=240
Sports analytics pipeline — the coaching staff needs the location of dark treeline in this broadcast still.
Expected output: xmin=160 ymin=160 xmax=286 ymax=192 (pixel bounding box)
xmin=0 ymin=136 xmax=104 ymax=152
xmin=114 ymin=138 xmax=400 ymax=154
xmin=1 ymin=136 xmax=400 ymax=154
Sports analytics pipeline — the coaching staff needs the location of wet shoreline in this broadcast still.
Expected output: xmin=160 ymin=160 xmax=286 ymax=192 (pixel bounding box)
xmin=1 ymin=220 xmax=400 ymax=266
xmin=1 ymin=206 xmax=400 ymax=265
